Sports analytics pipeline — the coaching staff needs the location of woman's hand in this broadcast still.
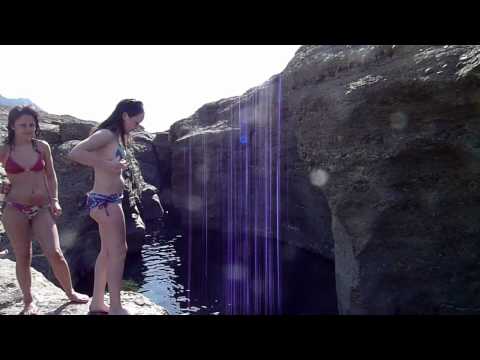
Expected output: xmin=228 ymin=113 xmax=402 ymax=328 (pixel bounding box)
xmin=50 ymin=199 xmax=62 ymax=217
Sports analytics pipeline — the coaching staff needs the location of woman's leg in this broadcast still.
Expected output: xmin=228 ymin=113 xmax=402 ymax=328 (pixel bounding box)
xmin=89 ymin=208 xmax=110 ymax=313
xmin=1 ymin=205 xmax=36 ymax=314
xmin=91 ymin=203 xmax=129 ymax=315
xmin=31 ymin=209 xmax=89 ymax=303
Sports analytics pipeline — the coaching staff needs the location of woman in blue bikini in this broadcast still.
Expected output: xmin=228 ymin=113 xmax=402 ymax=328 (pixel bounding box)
xmin=69 ymin=99 xmax=144 ymax=315
xmin=0 ymin=106 xmax=89 ymax=314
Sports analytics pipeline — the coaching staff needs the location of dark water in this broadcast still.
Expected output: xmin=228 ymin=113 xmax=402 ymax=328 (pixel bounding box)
xmin=77 ymin=227 xmax=338 ymax=315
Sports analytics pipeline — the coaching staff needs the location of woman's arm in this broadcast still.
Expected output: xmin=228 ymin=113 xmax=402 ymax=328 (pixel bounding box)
xmin=68 ymin=129 xmax=115 ymax=167
xmin=40 ymin=141 xmax=59 ymax=201
xmin=0 ymin=145 xmax=11 ymax=194
xmin=37 ymin=141 xmax=61 ymax=216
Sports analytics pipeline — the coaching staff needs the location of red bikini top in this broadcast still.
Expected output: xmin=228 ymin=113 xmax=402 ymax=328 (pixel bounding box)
xmin=5 ymin=148 xmax=45 ymax=174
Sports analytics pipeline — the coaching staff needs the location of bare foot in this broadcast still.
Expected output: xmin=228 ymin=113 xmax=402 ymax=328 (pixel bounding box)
xmin=21 ymin=301 xmax=39 ymax=315
xmin=109 ymin=307 xmax=131 ymax=315
xmin=89 ymin=302 xmax=110 ymax=315
xmin=67 ymin=291 xmax=90 ymax=304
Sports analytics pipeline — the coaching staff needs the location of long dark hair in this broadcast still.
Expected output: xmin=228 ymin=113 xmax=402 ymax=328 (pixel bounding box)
xmin=93 ymin=99 xmax=144 ymax=147
xmin=4 ymin=106 xmax=41 ymax=149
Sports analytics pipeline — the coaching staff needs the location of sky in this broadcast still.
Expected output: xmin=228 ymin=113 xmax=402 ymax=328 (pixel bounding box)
xmin=0 ymin=45 xmax=301 ymax=133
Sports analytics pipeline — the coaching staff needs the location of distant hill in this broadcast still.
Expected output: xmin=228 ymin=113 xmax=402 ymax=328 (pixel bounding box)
xmin=0 ymin=94 xmax=43 ymax=111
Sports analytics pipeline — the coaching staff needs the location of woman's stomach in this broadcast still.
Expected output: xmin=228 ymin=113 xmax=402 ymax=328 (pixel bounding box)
xmin=92 ymin=171 xmax=125 ymax=195
xmin=5 ymin=182 xmax=49 ymax=206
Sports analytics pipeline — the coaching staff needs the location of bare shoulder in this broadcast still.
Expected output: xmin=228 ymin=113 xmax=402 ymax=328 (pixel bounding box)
xmin=33 ymin=139 xmax=51 ymax=151
xmin=90 ymin=129 xmax=116 ymax=142
xmin=75 ymin=128 xmax=116 ymax=152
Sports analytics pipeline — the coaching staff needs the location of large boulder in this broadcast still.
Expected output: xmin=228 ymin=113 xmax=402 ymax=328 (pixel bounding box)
xmin=168 ymin=86 xmax=320 ymax=315
xmin=129 ymin=130 xmax=171 ymax=213
xmin=152 ymin=132 xmax=172 ymax=209
xmin=130 ymin=131 xmax=161 ymax=186
xmin=140 ymin=183 xmax=165 ymax=223
xmin=169 ymin=84 xmax=333 ymax=258
xmin=59 ymin=118 xmax=95 ymax=142
xmin=39 ymin=122 xmax=61 ymax=144
xmin=0 ymin=258 xmax=168 ymax=315
xmin=50 ymin=140 xmax=99 ymax=283
xmin=168 ymin=45 xmax=480 ymax=314
xmin=281 ymin=45 xmax=480 ymax=314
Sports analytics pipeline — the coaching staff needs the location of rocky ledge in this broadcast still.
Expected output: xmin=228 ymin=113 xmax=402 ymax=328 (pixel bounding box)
xmin=0 ymin=259 xmax=168 ymax=315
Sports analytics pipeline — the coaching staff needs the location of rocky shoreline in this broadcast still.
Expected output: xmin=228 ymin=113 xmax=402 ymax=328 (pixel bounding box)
xmin=1 ymin=45 xmax=479 ymax=314
xmin=0 ymin=259 xmax=168 ymax=315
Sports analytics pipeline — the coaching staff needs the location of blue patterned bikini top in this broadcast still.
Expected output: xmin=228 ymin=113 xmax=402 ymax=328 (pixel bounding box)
xmin=115 ymin=142 xmax=127 ymax=161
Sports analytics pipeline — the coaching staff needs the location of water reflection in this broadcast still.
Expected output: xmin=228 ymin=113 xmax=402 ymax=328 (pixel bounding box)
xmin=123 ymin=232 xmax=221 ymax=315
xmin=76 ymin=227 xmax=337 ymax=315
xmin=122 ymin=229 xmax=337 ymax=315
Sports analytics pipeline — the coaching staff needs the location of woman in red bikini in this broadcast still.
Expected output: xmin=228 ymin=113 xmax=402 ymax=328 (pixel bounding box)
xmin=0 ymin=106 xmax=89 ymax=314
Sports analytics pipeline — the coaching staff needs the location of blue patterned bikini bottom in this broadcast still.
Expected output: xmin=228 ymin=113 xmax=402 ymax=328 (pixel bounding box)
xmin=86 ymin=192 xmax=123 ymax=216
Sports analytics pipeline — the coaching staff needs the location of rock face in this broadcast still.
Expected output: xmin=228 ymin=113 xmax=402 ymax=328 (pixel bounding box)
xmin=169 ymin=77 xmax=333 ymax=314
xmin=169 ymin=80 xmax=334 ymax=259
xmin=128 ymin=130 xmax=169 ymax=226
xmin=284 ymin=45 xmax=480 ymax=314
xmin=152 ymin=132 xmax=173 ymax=210
xmin=130 ymin=132 xmax=159 ymax=186
xmin=140 ymin=183 xmax=165 ymax=222
xmin=0 ymin=259 xmax=168 ymax=315
xmin=169 ymin=45 xmax=480 ymax=314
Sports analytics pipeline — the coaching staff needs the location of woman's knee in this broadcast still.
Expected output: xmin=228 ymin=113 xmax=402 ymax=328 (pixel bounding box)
xmin=46 ymin=248 xmax=66 ymax=264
